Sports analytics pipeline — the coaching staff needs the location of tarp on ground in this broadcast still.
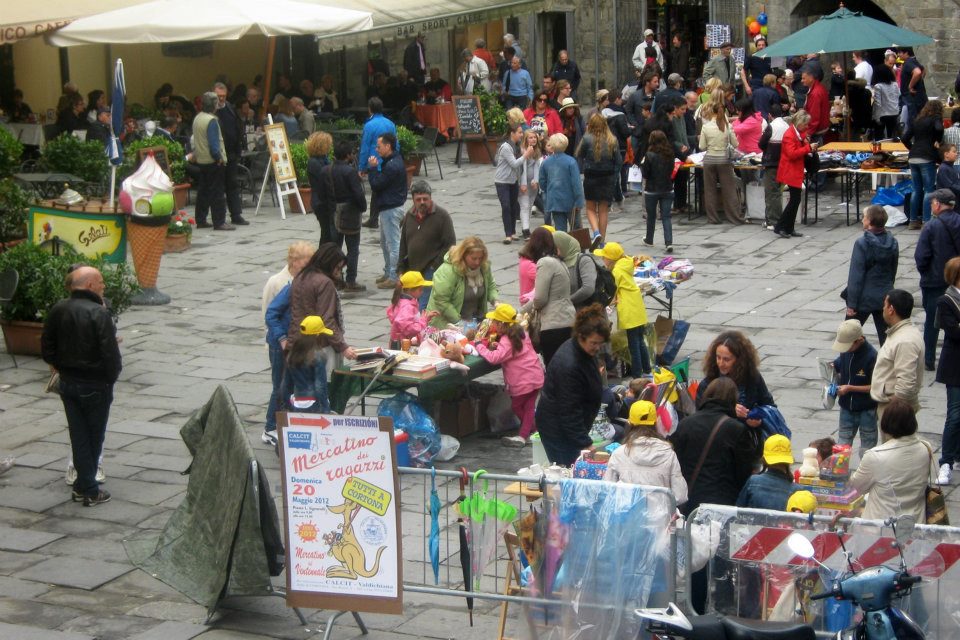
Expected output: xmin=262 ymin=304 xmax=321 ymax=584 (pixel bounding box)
xmin=124 ymin=385 xmax=284 ymax=608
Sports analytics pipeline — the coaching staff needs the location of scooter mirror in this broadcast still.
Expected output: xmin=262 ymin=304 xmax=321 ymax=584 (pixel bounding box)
xmin=787 ymin=533 xmax=815 ymax=559
xmin=894 ymin=515 xmax=916 ymax=543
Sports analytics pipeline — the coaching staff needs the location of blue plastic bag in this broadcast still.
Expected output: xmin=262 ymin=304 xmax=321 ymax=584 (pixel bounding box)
xmin=377 ymin=392 xmax=440 ymax=466
xmin=747 ymin=405 xmax=792 ymax=439
xmin=871 ymin=186 xmax=904 ymax=206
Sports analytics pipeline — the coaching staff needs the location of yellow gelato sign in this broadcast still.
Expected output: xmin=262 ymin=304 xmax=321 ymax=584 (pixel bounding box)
xmin=28 ymin=207 xmax=127 ymax=263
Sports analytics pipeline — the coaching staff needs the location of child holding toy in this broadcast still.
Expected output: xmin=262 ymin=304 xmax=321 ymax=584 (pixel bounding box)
xmin=285 ymin=316 xmax=333 ymax=413
xmin=386 ymin=271 xmax=440 ymax=347
xmin=830 ymin=319 xmax=878 ymax=452
xmin=594 ymin=241 xmax=651 ymax=377
xmin=474 ymin=303 xmax=545 ymax=447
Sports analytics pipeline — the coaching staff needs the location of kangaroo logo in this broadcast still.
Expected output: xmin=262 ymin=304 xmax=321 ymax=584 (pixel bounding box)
xmin=325 ymin=499 xmax=387 ymax=579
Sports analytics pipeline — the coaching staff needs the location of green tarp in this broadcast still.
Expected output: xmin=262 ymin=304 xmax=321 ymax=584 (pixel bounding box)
xmin=124 ymin=385 xmax=284 ymax=608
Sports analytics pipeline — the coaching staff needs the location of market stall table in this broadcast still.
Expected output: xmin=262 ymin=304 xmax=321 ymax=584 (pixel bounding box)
xmin=819 ymin=141 xmax=907 ymax=153
xmin=834 ymin=166 xmax=910 ymax=225
xmin=329 ymin=354 xmax=499 ymax=415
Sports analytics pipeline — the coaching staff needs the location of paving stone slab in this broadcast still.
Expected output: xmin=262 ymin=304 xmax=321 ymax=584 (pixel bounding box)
xmin=0 ymin=621 xmax=93 ymax=640
xmin=0 ymin=485 xmax=72 ymax=512
xmin=0 ymin=574 xmax=53 ymax=599
xmin=128 ymin=620 xmax=209 ymax=640
xmin=0 ymin=595 xmax=89 ymax=629
xmin=58 ymin=613 xmax=158 ymax=639
xmin=0 ymin=523 xmax=65 ymax=551
xmin=15 ymin=556 xmax=132 ymax=590
xmin=125 ymin=599 xmax=208 ymax=624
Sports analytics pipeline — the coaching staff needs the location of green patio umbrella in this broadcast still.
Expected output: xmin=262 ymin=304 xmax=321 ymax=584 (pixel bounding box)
xmin=756 ymin=7 xmax=933 ymax=59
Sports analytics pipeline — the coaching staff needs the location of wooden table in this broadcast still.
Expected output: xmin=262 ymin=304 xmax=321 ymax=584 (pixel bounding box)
xmin=820 ymin=141 xmax=907 ymax=153
xmin=416 ymin=103 xmax=458 ymax=138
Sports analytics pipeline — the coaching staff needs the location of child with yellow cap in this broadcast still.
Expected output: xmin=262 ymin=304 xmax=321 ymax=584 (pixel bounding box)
xmin=603 ymin=400 xmax=688 ymax=505
xmin=736 ymin=434 xmax=799 ymax=510
xmin=386 ymin=271 xmax=440 ymax=346
xmin=285 ymin=316 xmax=334 ymax=413
xmin=594 ymin=241 xmax=651 ymax=378
xmin=786 ymin=490 xmax=818 ymax=514
xmin=474 ymin=303 xmax=545 ymax=447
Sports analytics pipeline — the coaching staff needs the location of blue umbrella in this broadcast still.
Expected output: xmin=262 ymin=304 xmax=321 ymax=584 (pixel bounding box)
xmin=107 ymin=58 xmax=125 ymax=206
xmin=429 ymin=467 xmax=441 ymax=584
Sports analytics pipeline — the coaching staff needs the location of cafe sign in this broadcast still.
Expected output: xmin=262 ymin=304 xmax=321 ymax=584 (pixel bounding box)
xmin=0 ymin=20 xmax=72 ymax=45
xmin=28 ymin=206 xmax=127 ymax=264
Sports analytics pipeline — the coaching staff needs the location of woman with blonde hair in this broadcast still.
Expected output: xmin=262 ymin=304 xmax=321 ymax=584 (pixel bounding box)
xmin=305 ymin=131 xmax=334 ymax=243
xmin=698 ymin=101 xmax=745 ymax=224
xmin=575 ymin=113 xmax=621 ymax=245
xmin=426 ymin=236 xmax=500 ymax=327
xmin=518 ymin=129 xmax=544 ymax=239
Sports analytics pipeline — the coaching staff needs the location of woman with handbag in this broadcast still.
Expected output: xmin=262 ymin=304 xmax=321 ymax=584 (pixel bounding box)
xmin=320 ymin=140 xmax=367 ymax=293
xmin=519 ymin=228 xmax=575 ymax=365
xmin=670 ymin=377 xmax=758 ymax=613
xmin=848 ymin=397 xmax=938 ymax=524
xmin=698 ymin=99 xmax=745 ymax=224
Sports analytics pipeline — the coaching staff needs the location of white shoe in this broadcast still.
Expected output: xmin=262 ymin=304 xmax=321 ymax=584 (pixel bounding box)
xmin=501 ymin=435 xmax=527 ymax=448
xmin=938 ymin=463 xmax=952 ymax=485
xmin=96 ymin=465 xmax=106 ymax=483
xmin=65 ymin=461 xmax=77 ymax=485
xmin=262 ymin=430 xmax=278 ymax=446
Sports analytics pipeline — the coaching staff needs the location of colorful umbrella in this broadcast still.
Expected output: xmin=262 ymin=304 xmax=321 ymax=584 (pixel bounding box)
xmin=458 ymin=470 xmax=518 ymax=592
xmin=429 ymin=467 xmax=441 ymax=585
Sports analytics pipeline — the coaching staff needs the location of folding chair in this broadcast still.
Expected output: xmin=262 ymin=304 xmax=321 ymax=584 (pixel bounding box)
xmin=420 ymin=127 xmax=443 ymax=179
xmin=0 ymin=269 xmax=20 ymax=367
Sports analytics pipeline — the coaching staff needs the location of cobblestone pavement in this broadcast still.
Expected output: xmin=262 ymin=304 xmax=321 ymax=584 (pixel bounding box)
xmin=0 ymin=144 xmax=953 ymax=639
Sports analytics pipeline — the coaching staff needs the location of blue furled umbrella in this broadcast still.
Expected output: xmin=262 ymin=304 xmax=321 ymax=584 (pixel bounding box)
xmin=107 ymin=58 xmax=125 ymax=206
xmin=429 ymin=467 xmax=441 ymax=584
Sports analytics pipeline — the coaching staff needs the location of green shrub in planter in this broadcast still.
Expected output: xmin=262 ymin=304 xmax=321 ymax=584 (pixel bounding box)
xmin=290 ymin=142 xmax=309 ymax=183
xmin=0 ymin=241 xmax=139 ymax=322
xmin=0 ymin=178 xmax=32 ymax=242
xmin=475 ymin=88 xmax=508 ymax=137
xmin=0 ymin=126 xmax=24 ymax=179
xmin=119 ymin=136 xmax=186 ymax=185
xmin=396 ymin=125 xmax=426 ymax=158
xmin=41 ymin=134 xmax=110 ymax=184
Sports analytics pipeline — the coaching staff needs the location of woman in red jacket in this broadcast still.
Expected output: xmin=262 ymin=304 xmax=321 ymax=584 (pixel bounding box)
xmin=774 ymin=110 xmax=818 ymax=239
xmin=523 ymin=91 xmax=563 ymax=136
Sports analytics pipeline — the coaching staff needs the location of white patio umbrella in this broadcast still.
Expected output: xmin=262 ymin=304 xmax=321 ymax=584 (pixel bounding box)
xmin=45 ymin=0 xmax=373 ymax=46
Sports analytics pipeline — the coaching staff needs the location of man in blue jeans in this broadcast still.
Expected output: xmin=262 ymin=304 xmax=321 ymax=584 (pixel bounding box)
xmin=915 ymin=189 xmax=960 ymax=370
xmin=41 ymin=266 xmax=122 ymax=507
xmin=367 ymin=132 xmax=407 ymax=289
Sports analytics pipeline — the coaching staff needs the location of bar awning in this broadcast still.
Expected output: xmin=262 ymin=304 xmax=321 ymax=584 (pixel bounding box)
xmin=0 ymin=1 xmax=149 ymax=44
xmin=315 ymin=0 xmax=542 ymax=52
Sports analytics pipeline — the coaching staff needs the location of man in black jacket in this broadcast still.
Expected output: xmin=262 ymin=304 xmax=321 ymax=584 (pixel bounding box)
xmin=214 ymin=82 xmax=249 ymax=225
xmin=367 ymin=132 xmax=407 ymax=289
xmin=403 ymin=34 xmax=428 ymax=86
xmin=41 ymin=267 xmax=122 ymax=507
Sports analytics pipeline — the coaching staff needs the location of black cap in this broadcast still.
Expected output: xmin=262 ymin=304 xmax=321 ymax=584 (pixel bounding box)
xmin=931 ymin=188 xmax=956 ymax=206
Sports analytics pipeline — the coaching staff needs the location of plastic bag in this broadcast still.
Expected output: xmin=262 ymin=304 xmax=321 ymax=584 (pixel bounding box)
xmin=436 ymin=434 xmax=460 ymax=461
xmin=871 ymin=186 xmax=904 ymax=206
xmin=377 ymin=392 xmax=440 ymax=466
xmin=487 ymin=390 xmax=520 ymax=433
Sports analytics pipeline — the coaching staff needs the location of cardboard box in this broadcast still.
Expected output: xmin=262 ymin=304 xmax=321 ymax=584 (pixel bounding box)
xmin=430 ymin=395 xmax=489 ymax=438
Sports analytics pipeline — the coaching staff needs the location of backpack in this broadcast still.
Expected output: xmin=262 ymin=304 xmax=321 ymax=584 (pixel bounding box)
xmin=577 ymin=253 xmax=617 ymax=308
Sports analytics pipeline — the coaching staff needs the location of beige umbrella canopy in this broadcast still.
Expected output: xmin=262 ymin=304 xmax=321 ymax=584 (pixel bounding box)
xmin=0 ymin=1 xmax=149 ymax=44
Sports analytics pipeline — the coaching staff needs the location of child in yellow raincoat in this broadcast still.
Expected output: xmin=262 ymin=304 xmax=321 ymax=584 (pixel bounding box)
xmin=595 ymin=242 xmax=651 ymax=377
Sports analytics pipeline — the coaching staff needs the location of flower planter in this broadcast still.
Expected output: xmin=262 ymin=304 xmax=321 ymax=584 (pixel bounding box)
xmin=1 ymin=319 xmax=43 ymax=356
xmin=465 ymin=138 xmax=498 ymax=164
xmin=404 ymin=155 xmax=423 ymax=177
xmin=163 ymin=233 xmax=191 ymax=253
xmin=288 ymin=186 xmax=312 ymax=214
xmin=173 ymin=184 xmax=191 ymax=209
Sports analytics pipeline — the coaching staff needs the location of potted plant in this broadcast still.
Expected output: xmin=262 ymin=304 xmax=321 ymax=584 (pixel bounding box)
xmin=396 ymin=125 xmax=426 ymax=178
xmin=121 ymin=136 xmax=189 ymax=208
xmin=466 ymin=89 xmax=508 ymax=164
xmin=0 ymin=178 xmax=32 ymax=248
xmin=0 ymin=126 xmax=24 ymax=180
xmin=0 ymin=242 xmax=139 ymax=355
xmin=41 ymin=133 xmax=110 ymax=187
xmin=164 ymin=210 xmax=195 ymax=253
xmin=289 ymin=142 xmax=311 ymax=214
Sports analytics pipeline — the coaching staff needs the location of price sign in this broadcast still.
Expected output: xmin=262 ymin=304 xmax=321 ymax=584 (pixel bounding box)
xmin=453 ymin=95 xmax=485 ymax=138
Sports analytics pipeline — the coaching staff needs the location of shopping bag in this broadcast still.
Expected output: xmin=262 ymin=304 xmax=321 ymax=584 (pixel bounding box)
xmin=654 ymin=315 xmax=690 ymax=365
xmin=745 ymin=181 xmax=765 ymax=221
xmin=627 ymin=165 xmax=643 ymax=191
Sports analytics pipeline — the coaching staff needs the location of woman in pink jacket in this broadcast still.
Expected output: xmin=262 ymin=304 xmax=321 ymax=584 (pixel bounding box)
xmin=386 ymin=271 xmax=439 ymax=346
xmin=732 ymin=98 xmax=765 ymax=155
xmin=474 ymin=303 xmax=545 ymax=447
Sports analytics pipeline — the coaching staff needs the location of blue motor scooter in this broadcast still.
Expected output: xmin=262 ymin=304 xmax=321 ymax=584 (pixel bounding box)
xmin=635 ymin=515 xmax=927 ymax=640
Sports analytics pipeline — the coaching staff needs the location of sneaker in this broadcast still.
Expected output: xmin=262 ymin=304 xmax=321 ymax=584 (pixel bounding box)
xmin=65 ymin=462 xmax=77 ymax=485
xmin=642 ymin=238 xmax=654 ymax=247
xmin=908 ymin=220 xmax=923 ymax=230
xmin=938 ymin=463 xmax=953 ymax=485
xmin=501 ymin=435 xmax=528 ymax=448
xmin=375 ymin=274 xmax=388 ymax=284
xmin=231 ymin=216 xmax=250 ymax=225
xmin=213 ymin=223 xmax=236 ymax=231
xmin=503 ymin=237 xmax=512 ymax=245
xmin=96 ymin=465 xmax=105 ymax=483
xmin=343 ymin=282 xmax=367 ymax=293
xmin=666 ymin=245 xmax=674 ymax=253
xmin=83 ymin=490 xmax=111 ymax=507
xmin=71 ymin=490 xmax=84 ymax=503
xmin=531 ymin=206 xmax=541 ymax=217
xmin=590 ymin=231 xmax=603 ymax=250
xmin=261 ymin=430 xmax=278 ymax=446
xmin=377 ymin=279 xmax=398 ymax=289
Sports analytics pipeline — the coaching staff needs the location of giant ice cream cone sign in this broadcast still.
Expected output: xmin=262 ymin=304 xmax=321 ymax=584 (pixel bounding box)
xmin=120 ymin=153 xmax=175 ymax=305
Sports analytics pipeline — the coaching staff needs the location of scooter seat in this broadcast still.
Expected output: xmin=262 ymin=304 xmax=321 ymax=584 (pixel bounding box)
xmin=721 ymin=616 xmax=816 ymax=640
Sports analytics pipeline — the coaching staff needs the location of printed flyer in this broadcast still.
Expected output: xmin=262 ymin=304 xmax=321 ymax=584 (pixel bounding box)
xmin=278 ymin=413 xmax=403 ymax=614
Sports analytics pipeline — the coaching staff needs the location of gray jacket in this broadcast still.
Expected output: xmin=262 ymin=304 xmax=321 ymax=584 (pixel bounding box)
xmin=521 ymin=256 xmax=576 ymax=331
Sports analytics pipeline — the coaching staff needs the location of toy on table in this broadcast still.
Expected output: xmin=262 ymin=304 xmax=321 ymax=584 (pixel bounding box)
xmin=799 ymin=447 xmax=821 ymax=478
xmin=820 ymin=444 xmax=852 ymax=481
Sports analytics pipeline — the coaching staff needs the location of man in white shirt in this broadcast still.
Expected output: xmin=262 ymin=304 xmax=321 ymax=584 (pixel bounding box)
xmin=853 ymin=51 xmax=873 ymax=86
xmin=632 ymin=28 xmax=665 ymax=72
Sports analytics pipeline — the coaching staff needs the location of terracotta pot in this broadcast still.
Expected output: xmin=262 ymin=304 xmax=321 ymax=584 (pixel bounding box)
xmin=163 ymin=233 xmax=191 ymax=253
xmin=465 ymin=138 xmax=497 ymax=164
xmin=288 ymin=187 xmax=312 ymax=214
xmin=173 ymin=184 xmax=190 ymax=209
xmin=405 ymin=164 xmax=417 ymax=187
xmin=404 ymin=155 xmax=422 ymax=176
xmin=1 ymin=320 xmax=43 ymax=356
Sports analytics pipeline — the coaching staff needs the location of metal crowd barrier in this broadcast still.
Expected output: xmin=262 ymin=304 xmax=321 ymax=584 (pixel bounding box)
xmin=397 ymin=467 xmax=678 ymax=639
xmin=686 ymin=504 xmax=960 ymax=639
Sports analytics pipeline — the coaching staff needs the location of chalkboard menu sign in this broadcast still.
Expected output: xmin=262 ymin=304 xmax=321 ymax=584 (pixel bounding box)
xmin=453 ymin=95 xmax=485 ymax=138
